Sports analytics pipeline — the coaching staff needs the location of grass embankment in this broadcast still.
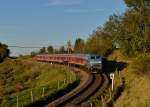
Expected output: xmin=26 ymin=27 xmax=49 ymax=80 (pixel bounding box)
xmin=106 ymin=51 xmax=150 ymax=107
xmin=115 ymin=54 xmax=150 ymax=107
xmin=0 ymin=58 xmax=78 ymax=107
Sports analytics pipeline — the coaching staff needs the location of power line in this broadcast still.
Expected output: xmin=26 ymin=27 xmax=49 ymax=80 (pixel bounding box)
xmin=8 ymin=45 xmax=70 ymax=49
xmin=8 ymin=46 xmax=43 ymax=49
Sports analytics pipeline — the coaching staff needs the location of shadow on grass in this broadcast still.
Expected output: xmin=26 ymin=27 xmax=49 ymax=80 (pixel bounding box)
xmin=102 ymin=58 xmax=127 ymax=74
xmin=26 ymin=80 xmax=80 ymax=107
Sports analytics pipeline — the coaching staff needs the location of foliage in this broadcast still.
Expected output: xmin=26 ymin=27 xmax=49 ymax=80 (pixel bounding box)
xmin=39 ymin=47 xmax=46 ymax=54
xmin=74 ymin=38 xmax=85 ymax=53
xmin=47 ymin=46 xmax=54 ymax=54
xmin=124 ymin=0 xmax=150 ymax=10
xmin=113 ymin=0 xmax=150 ymax=56
xmin=85 ymin=14 xmax=121 ymax=56
xmin=30 ymin=51 xmax=37 ymax=57
xmin=84 ymin=0 xmax=150 ymax=57
xmin=117 ymin=7 xmax=150 ymax=56
xmin=0 ymin=43 xmax=10 ymax=61
xmin=58 ymin=46 xmax=66 ymax=54
xmin=130 ymin=53 xmax=150 ymax=77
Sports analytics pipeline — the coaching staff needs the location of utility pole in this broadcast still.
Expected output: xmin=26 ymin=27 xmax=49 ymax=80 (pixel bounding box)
xmin=67 ymin=40 xmax=72 ymax=54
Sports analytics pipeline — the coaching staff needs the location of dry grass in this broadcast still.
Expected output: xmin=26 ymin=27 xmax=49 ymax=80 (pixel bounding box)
xmin=115 ymin=69 xmax=150 ymax=107
xmin=114 ymin=54 xmax=150 ymax=107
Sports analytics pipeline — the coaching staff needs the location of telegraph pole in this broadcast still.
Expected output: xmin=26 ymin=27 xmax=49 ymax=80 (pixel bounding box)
xmin=67 ymin=40 xmax=72 ymax=54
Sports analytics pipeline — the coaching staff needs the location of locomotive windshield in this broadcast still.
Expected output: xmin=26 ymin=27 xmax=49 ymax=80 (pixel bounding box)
xmin=90 ymin=55 xmax=101 ymax=60
xmin=96 ymin=56 xmax=100 ymax=59
xmin=91 ymin=56 xmax=95 ymax=59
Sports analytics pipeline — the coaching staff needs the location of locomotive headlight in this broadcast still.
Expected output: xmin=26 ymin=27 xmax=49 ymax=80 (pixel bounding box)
xmin=97 ymin=61 xmax=102 ymax=64
xmin=90 ymin=60 xmax=102 ymax=70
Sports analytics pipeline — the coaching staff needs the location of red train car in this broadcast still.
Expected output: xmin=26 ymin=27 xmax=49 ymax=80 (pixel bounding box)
xmin=35 ymin=54 xmax=87 ymax=66
xmin=35 ymin=54 xmax=102 ymax=72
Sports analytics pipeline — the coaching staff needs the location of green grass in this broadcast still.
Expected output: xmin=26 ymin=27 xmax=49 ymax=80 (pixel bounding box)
xmin=0 ymin=58 xmax=77 ymax=107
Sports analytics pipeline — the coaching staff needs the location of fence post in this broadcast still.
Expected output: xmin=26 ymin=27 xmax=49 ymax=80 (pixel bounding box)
xmin=118 ymin=71 xmax=123 ymax=85
xmin=30 ymin=89 xmax=33 ymax=102
xmin=90 ymin=103 xmax=93 ymax=107
xmin=58 ymin=80 xmax=60 ymax=89
xmin=109 ymin=88 xmax=112 ymax=100
xmin=42 ymin=87 xmax=45 ymax=97
xmin=16 ymin=96 xmax=19 ymax=107
xmin=70 ymin=75 xmax=72 ymax=83
xmin=64 ymin=79 xmax=66 ymax=85
xmin=110 ymin=73 xmax=115 ymax=91
xmin=101 ymin=96 xmax=105 ymax=107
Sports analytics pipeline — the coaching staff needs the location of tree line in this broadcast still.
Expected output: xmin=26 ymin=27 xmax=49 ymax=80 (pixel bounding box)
xmin=35 ymin=0 xmax=150 ymax=57
xmin=75 ymin=0 xmax=150 ymax=57
xmin=0 ymin=0 xmax=149 ymax=61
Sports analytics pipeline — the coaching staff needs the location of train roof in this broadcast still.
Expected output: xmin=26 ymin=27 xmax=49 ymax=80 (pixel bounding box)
xmin=37 ymin=53 xmax=101 ymax=57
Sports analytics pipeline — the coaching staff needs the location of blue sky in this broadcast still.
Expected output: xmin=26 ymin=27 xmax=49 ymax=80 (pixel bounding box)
xmin=0 ymin=0 xmax=127 ymax=56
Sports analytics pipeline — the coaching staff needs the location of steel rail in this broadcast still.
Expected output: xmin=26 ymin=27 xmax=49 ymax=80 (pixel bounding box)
xmin=45 ymin=67 xmax=102 ymax=107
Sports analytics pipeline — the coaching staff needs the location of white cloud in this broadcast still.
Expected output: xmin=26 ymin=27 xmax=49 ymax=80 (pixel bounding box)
xmin=47 ymin=0 xmax=83 ymax=6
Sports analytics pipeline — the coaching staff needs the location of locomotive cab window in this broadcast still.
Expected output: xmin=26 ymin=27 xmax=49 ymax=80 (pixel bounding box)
xmin=96 ymin=56 xmax=100 ymax=59
xmin=91 ymin=56 xmax=95 ymax=59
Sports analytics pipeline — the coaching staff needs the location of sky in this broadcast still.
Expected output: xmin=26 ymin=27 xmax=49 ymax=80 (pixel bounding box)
xmin=0 ymin=0 xmax=127 ymax=56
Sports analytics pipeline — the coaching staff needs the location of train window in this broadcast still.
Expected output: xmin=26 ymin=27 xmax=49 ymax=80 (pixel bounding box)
xmin=91 ymin=56 xmax=95 ymax=59
xmin=96 ymin=56 xmax=100 ymax=59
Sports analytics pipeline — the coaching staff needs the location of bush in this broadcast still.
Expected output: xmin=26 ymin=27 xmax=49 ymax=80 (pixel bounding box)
xmin=130 ymin=53 xmax=150 ymax=77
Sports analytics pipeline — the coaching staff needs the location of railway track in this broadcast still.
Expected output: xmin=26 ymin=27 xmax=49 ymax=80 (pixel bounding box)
xmin=45 ymin=67 xmax=103 ymax=107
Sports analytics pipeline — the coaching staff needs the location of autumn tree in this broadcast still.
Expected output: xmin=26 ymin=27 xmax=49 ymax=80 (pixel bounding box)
xmin=84 ymin=0 xmax=150 ymax=57
xmin=74 ymin=38 xmax=85 ymax=53
xmin=85 ymin=14 xmax=121 ymax=56
xmin=124 ymin=0 xmax=150 ymax=10
xmin=115 ymin=0 xmax=150 ymax=56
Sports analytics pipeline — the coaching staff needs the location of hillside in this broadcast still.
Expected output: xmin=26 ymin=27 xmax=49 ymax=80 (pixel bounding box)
xmin=0 ymin=58 xmax=77 ymax=107
xmin=108 ymin=51 xmax=150 ymax=107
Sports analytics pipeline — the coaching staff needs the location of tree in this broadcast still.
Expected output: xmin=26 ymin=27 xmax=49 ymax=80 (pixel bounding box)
xmin=59 ymin=46 xmax=66 ymax=53
xmin=116 ymin=3 xmax=150 ymax=56
xmin=30 ymin=51 xmax=36 ymax=57
xmin=74 ymin=38 xmax=85 ymax=53
xmin=47 ymin=46 xmax=54 ymax=54
xmin=85 ymin=14 xmax=121 ymax=56
xmin=0 ymin=43 xmax=10 ymax=61
xmin=39 ymin=47 xmax=46 ymax=54
xmin=124 ymin=0 xmax=150 ymax=10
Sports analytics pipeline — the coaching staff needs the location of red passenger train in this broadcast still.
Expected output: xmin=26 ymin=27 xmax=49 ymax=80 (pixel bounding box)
xmin=35 ymin=54 xmax=102 ymax=73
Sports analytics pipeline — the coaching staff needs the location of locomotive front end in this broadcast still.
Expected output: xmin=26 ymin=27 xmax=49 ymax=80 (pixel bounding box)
xmin=86 ymin=55 xmax=102 ymax=73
